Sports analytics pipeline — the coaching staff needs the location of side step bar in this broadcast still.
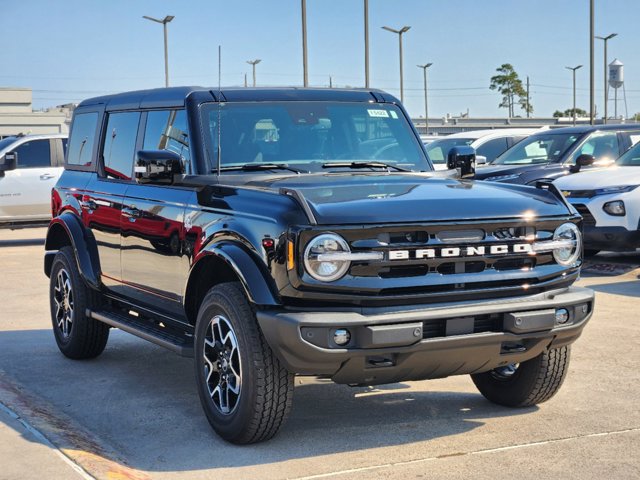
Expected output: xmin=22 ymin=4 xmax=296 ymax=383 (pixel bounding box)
xmin=88 ymin=309 xmax=194 ymax=357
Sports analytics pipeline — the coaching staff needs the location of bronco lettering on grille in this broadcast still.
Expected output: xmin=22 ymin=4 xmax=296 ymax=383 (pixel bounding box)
xmin=388 ymin=243 xmax=533 ymax=260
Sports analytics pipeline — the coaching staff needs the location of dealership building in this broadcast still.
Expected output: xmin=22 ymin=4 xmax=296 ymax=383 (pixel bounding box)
xmin=0 ymin=88 xmax=72 ymax=138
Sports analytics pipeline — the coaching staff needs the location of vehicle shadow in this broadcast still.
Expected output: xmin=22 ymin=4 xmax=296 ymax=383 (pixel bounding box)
xmin=0 ymin=329 xmax=538 ymax=476
xmin=584 ymin=280 xmax=640 ymax=298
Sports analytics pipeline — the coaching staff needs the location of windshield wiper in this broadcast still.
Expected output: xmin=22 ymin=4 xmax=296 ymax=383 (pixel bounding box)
xmin=219 ymin=163 xmax=308 ymax=174
xmin=321 ymin=161 xmax=410 ymax=172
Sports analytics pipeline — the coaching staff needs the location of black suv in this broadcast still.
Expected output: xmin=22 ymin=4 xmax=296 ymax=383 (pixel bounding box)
xmin=45 ymin=87 xmax=594 ymax=444
xmin=474 ymin=124 xmax=640 ymax=184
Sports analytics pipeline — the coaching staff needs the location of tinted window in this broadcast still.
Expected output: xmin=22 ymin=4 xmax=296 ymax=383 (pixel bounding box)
xmin=201 ymin=102 xmax=428 ymax=172
xmin=616 ymin=141 xmax=640 ymax=166
xmin=143 ymin=110 xmax=190 ymax=166
xmin=0 ymin=137 xmax=17 ymax=151
xmin=476 ymin=138 xmax=508 ymax=162
xmin=567 ymin=131 xmax=619 ymax=165
xmin=102 ymin=112 xmax=140 ymax=180
xmin=67 ymin=112 xmax=99 ymax=166
xmin=424 ymin=138 xmax=474 ymax=164
xmin=15 ymin=139 xmax=51 ymax=168
xmin=492 ymin=133 xmax=581 ymax=165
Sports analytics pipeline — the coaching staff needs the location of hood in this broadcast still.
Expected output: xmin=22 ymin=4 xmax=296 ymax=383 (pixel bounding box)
xmin=473 ymin=163 xmax=547 ymax=180
xmin=554 ymin=166 xmax=640 ymax=190
xmin=242 ymin=172 xmax=570 ymax=224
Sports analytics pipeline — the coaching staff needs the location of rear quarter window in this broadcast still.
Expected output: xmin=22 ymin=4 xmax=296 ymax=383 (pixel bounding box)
xmin=67 ymin=112 xmax=99 ymax=168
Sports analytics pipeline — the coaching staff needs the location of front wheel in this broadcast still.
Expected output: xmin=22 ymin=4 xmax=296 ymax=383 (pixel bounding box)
xmin=471 ymin=346 xmax=571 ymax=407
xmin=194 ymin=283 xmax=294 ymax=444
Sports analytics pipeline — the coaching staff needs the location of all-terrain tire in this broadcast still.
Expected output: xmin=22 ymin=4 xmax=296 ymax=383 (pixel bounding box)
xmin=471 ymin=346 xmax=571 ymax=407
xmin=49 ymin=246 xmax=109 ymax=359
xmin=194 ymin=282 xmax=294 ymax=444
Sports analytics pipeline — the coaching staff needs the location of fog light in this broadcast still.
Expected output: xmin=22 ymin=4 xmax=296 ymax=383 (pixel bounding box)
xmin=333 ymin=329 xmax=351 ymax=346
xmin=555 ymin=308 xmax=570 ymax=325
xmin=603 ymin=200 xmax=625 ymax=216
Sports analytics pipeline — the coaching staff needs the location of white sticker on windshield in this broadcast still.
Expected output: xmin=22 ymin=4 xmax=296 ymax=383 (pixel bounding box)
xmin=368 ymin=109 xmax=389 ymax=118
xmin=389 ymin=110 xmax=398 ymax=119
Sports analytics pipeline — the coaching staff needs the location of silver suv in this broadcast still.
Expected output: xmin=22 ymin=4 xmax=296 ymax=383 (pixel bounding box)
xmin=0 ymin=133 xmax=67 ymax=227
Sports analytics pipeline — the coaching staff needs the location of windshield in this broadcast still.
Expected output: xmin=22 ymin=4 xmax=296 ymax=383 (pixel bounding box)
xmin=491 ymin=132 xmax=582 ymax=165
xmin=0 ymin=137 xmax=17 ymax=153
xmin=616 ymin=141 xmax=640 ymax=166
xmin=201 ymin=102 xmax=429 ymax=173
xmin=424 ymin=138 xmax=474 ymax=165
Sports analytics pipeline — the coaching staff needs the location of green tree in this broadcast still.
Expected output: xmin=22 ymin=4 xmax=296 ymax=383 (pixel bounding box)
xmin=553 ymin=108 xmax=588 ymax=118
xmin=633 ymin=112 xmax=640 ymax=121
xmin=489 ymin=64 xmax=531 ymax=117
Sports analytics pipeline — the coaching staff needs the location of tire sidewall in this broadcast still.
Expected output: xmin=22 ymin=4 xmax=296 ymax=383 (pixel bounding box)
xmin=194 ymin=286 xmax=259 ymax=440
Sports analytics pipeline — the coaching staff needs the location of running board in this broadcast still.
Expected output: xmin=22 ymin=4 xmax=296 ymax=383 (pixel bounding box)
xmin=88 ymin=309 xmax=194 ymax=357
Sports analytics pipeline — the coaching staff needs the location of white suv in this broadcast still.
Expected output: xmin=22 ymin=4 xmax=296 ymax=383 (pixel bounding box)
xmin=554 ymin=141 xmax=640 ymax=254
xmin=0 ymin=134 xmax=67 ymax=227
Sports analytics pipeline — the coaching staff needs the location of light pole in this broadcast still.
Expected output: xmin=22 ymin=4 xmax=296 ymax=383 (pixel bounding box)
xmin=566 ymin=65 xmax=583 ymax=126
xmin=301 ymin=0 xmax=308 ymax=87
xmin=589 ymin=0 xmax=595 ymax=124
xmin=246 ymin=59 xmax=261 ymax=87
xmin=417 ymin=63 xmax=433 ymax=134
xmin=364 ymin=0 xmax=369 ymax=88
xmin=595 ymin=33 xmax=617 ymax=123
xmin=143 ymin=15 xmax=175 ymax=88
xmin=382 ymin=25 xmax=411 ymax=103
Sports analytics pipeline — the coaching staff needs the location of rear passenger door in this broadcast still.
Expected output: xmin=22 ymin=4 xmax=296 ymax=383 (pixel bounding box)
xmin=0 ymin=137 xmax=58 ymax=221
xmin=120 ymin=110 xmax=193 ymax=318
xmin=82 ymin=111 xmax=141 ymax=294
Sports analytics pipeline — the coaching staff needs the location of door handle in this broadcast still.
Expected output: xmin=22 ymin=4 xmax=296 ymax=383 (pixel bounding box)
xmin=80 ymin=198 xmax=98 ymax=211
xmin=40 ymin=173 xmax=55 ymax=180
xmin=122 ymin=207 xmax=142 ymax=219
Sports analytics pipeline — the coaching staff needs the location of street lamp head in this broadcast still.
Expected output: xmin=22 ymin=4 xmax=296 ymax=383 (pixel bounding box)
xmin=246 ymin=59 xmax=262 ymax=66
xmin=566 ymin=65 xmax=583 ymax=71
xmin=382 ymin=25 xmax=411 ymax=34
xmin=596 ymin=33 xmax=618 ymax=41
xmin=143 ymin=15 xmax=175 ymax=24
xmin=417 ymin=63 xmax=433 ymax=70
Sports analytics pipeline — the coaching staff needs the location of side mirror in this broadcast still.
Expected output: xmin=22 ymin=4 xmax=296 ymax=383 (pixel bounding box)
xmin=447 ymin=146 xmax=476 ymax=178
xmin=134 ymin=150 xmax=183 ymax=184
xmin=569 ymin=154 xmax=595 ymax=173
xmin=476 ymin=155 xmax=487 ymax=166
xmin=0 ymin=151 xmax=18 ymax=173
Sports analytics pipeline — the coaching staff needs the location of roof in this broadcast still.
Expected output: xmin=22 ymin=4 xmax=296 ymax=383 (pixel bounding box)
xmin=444 ymin=128 xmax=540 ymax=140
xmin=77 ymin=86 xmax=400 ymax=111
xmin=537 ymin=123 xmax=640 ymax=134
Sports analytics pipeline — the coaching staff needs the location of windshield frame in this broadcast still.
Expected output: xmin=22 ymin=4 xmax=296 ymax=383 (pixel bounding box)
xmin=199 ymin=101 xmax=432 ymax=174
xmin=490 ymin=131 xmax=586 ymax=166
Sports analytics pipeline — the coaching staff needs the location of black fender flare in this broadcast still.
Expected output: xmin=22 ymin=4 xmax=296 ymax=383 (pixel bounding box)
xmin=186 ymin=242 xmax=280 ymax=307
xmin=44 ymin=212 xmax=101 ymax=289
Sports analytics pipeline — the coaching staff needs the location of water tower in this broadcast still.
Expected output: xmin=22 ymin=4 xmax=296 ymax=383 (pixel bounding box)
xmin=608 ymin=59 xmax=626 ymax=119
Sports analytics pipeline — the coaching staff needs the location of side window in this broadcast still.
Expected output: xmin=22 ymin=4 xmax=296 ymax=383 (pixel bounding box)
xmin=143 ymin=110 xmax=190 ymax=167
xmin=567 ymin=131 xmax=619 ymax=165
xmin=67 ymin=112 xmax=99 ymax=167
xmin=476 ymin=138 xmax=508 ymax=162
xmin=14 ymin=139 xmax=52 ymax=168
xmin=102 ymin=112 xmax=141 ymax=180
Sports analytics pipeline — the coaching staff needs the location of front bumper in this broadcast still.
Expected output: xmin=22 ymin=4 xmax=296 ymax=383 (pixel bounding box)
xmin=584 ymin=226 xmax=640 ymax=251
xmin=257 ymin=286 xmax=594 ymax=385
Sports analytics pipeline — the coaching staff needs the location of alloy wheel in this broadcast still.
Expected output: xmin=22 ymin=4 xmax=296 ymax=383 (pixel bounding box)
xmin=202 ymin=315 xmax=242 ymax=415
xmin=53 ymin=268 xmax=74 ymax=338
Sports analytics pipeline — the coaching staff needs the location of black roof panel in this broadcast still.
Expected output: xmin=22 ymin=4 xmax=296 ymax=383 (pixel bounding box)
xmin=77 ymin=86 xmax=396 ymax=110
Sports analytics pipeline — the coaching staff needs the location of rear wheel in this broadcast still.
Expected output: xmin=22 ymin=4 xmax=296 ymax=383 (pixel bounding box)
xmin=49 ymin=246 xmax=109 ymax=359
xmin=471 ymin=346 xmax=570 ymax=407
xmin=194 ymin=283 xmax=294 ymax=444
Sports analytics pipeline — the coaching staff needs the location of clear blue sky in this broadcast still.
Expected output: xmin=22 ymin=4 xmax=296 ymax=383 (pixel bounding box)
xmin=2 ymin=0 xmax=639 ymax=118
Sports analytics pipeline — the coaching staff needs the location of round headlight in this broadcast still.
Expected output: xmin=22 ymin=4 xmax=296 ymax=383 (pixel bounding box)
xmin=304 ymin=233 xmax=351 ymax=282
xmin=553 ymin=222 xmax=581 ymax=266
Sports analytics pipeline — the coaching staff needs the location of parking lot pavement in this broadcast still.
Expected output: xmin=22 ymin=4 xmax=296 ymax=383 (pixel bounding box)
xmin=0 ymin=227 xmax=639 ymax=480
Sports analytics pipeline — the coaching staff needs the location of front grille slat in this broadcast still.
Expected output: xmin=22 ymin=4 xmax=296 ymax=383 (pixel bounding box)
xmin=574 ymin=204 xmax=596 ymax=226
xmin=423 ymin=314 xmax=504 ymax=339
